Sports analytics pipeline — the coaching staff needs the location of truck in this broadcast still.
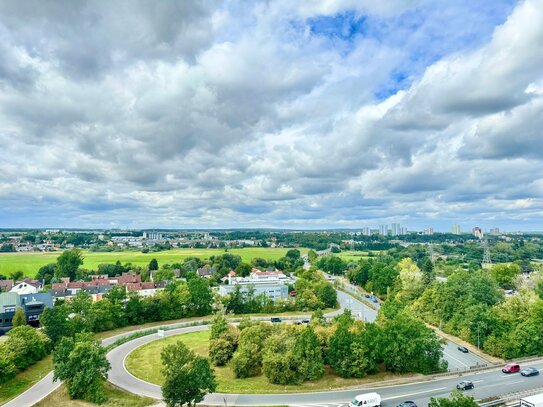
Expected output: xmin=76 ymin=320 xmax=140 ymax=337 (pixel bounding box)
xmin=521 ymin=393 xmax=543 ymax=407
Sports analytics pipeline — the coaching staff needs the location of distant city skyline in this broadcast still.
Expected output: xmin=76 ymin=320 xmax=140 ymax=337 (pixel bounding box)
xmin=1 ymin=1 xmax=542 ymax=230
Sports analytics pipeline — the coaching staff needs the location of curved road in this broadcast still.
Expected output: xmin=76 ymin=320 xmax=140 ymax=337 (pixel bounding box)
xmin=108 ymin=323 xmax=543 ymax=406
xmin=2 ymin=286 xmax=487 ymax=406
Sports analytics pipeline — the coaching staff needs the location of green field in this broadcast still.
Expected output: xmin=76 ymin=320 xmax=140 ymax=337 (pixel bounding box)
xmin=0 ymin=247 xmax=308 ymax=278
xmin=125 ymin=330 xmax=404 ymax=394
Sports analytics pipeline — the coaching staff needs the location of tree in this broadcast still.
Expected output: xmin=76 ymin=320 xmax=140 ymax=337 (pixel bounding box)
xmin=149 ymin=258 xmax=159 ymax=271
xmin=490 ymin=264 xmax=521 ymax=289
xmin=307 ymin=250 xmax=318 ymax=263
xmin=262 ymin=331 xmax=301 ymax=385
xmin=153 ymin=268 xmax=175 ymax=282
xmin=161 ymin=341 xmax=216 ymax=407
xmin=397 ymin=258 xmax=424 ymax=300
xmin=235 ymin=262 xmax=252 ymax=277
xmin=188 ymin=277 xmax=213 ymax=316
xmin=429 ymin=390 xmax=478 ymax=406
xmin=12 ymin=308 xmax=26 ymax=327
xmin=328 ymin=323 xmax=355 ymax=377
xmin=36 ymin=263 xmax=56 ymax=285
xmin=6 ymin=325 xmax=49 ymax=370
xmin=209 ymin=337 xmax=235 ymax=366
xmin=420 ymin=257 xmax=435 ymax=285
xmin=56 ymin=249 xmax=84 ymax=281
xmin=41 ymin=303 xmax=73 ymax=345
xmin=293 ymin=326 xmax=325 ymax=381
xmin=9 ymin=270 xmax=24 ymax=282
xmin=53 ymin=334 xmax=110 ymax=404
xmin=0 ymin=345 xmax=16 ymax=383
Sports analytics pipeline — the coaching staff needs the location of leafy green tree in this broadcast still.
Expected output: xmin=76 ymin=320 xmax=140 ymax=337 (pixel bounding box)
xmin=209 ymin=337 xmax=235 ymax=366
xmin=262 ymin=331 xmax=301 ymax=385
xmin=56 ymin=249 xmax=84 ymax=281
xmin=490 ymin=263 xmax=521 ymax=289
xmin=210 ymin=312 xmax=229 ymax=339
xmin=420 ymin=257 xmax=435 ymax=285
xmin=12 ymin=308 xmax=27 ymax=327
xmin=188 ymin=277 xmax=213 ymax=316
xmin=293 ymin=326 xmax=325 ymax=381
xmin=231 ymin=324 xmax=272 ymax=378
xmin=153 ymin=268 xmax=175 ymax=281
xmin=9 ymin=270 xmax=24 ymax=282
xmin=397 ymin=258 xmax=424 ymax=299
xmin=41 ymin=303 xmax=73 ymax=345
xmin=149 ymin=258 xmax=159 ymax=271
xmin=314 ymin=283 xmax=337 ymax=308
xmin=6 ymin=326 xmax=49 ymax=370
xmin=349 ymin=323 xmax=381 ymax=377
xmin=307 ymin=250 xmax=318 ymax=263
xmin=328 ymin=323 xmax=355 ymax=377
xmin=53 ymin=334 xmax=110 ymax=404
xmin=161 ymin=341 xmax=216 ymax=407
xmin=36 ymin=263 xmax=56 ymax=285
xmin=0 ymin=345 xmax=16 ymax=383
xmin=235 ymin=262 xmax=252 ymax=277
xmin=380 ymin=312 xmax=446 ymax=374
xmin=429 ymin=390 xmax=478 ymax=406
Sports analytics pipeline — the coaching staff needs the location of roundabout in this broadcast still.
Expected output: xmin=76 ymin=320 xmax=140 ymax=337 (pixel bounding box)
xmin=106 ymin=321 xmax=543 ymax=407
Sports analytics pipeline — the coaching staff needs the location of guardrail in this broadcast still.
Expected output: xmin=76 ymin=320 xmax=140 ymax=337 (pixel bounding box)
xmin=478 ymin=385 xmax=543 ymax=406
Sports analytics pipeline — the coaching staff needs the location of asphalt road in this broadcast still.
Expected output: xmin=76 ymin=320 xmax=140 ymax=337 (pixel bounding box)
xmin=107 ymin=323 xmax=543 ymax=406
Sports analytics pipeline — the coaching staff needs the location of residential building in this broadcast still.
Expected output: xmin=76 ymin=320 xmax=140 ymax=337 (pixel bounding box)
xmin=490 ymin=227 xmax=500 ymax=236
xmin=452 ymin=224 xmax=461 ymax=235
xmin=361 ymin=227 xmax=370 ymax=236
xmin=0 ymin=291 xmax=53 ymax=332
xmin=0 ymin=279 xmax=14 ymax=293
xmin=423 ymin=227 xmax=434 ymax=235
xmin=473 ymin=227 xmax=484 ymax=239
xmin=391 ymin=223 xmax=401 ymax=236
xmin=379 ymin=224 xmax=388 ymax=236
xmin=197 ymin=267 xmax=215 ymax=279
xmin=10 ymin=278 xmax=42 ymax=295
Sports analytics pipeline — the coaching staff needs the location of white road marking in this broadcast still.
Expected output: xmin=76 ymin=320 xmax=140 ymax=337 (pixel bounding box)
xmin=382 ymin=386 xmax=448 ymax=401
xmin=442 ymin=349 xmax=471 ymax=368
xmin=505 ymin=380 xmax=524 ymax=385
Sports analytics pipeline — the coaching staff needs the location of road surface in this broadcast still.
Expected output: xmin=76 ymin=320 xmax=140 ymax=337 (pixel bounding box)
xmin=107 ymin=322 xmax=543 ymax=406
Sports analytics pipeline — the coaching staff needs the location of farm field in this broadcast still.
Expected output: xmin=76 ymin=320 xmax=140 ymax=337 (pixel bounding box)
xmin=0 ymin=247 xmax=309 ymax=278
xmin=125 ymin=330 xmax=405 ymax=394
xmin=336 ymin=250 xmax=373 ymax=262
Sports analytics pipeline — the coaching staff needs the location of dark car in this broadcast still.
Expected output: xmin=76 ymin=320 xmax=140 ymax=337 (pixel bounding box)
xmin=397 ymin=402 xmax=417 ymax=407
xmin=457 ymin=346 xmax=469 ymax=353
xmin=301 ymin=319 xmax=310 ymax=324
xmin=521 ymin=367 xmax=540 ymax=377
xmin=502 ymin=363 xmax=520 ymax=374
xmin=456 ymin=381 xmax=474 ymax=390
xmin=270 ymin=317 xmax=282 ymax=323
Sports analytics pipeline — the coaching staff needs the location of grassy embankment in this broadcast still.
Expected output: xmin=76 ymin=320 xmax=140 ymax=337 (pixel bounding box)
xmin=126 ymin=330 xmax=406 ymax=394
xmin=0 ymin=247 xmax=309 ymax=277
xmin=33 ymin=383 xmax=155 ymax=407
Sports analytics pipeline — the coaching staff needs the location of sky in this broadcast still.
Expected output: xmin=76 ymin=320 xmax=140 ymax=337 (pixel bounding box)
xmin=1 ymin=0 xmax=542 ymax=231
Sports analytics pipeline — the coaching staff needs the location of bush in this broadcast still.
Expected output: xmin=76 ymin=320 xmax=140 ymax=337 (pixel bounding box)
xmin=0 ymin=346 xmax=16 ymax=383
xmin=6 ymin=326 xmax=50 ymax=371
xmin=209 ymin=338 xmax=234 ymax=366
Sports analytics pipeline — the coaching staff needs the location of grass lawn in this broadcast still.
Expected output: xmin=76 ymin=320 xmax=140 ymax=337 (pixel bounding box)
xmin=33 ymin=383 xmax=155 ymax=407
xmin=0 ymin=355 xmax=53 ymax=405
xmin=125 ymin=330 xmax=405 ymax=394
xmin=0 ymin=247 xmax=309 ymax=277
xmin=337 ymin=250 xmax=372 ymax=262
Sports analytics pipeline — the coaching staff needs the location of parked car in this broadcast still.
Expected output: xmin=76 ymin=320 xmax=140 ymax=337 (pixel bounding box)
xmin=457 ymin=381 xmax=474 ymax=390
xmin=521 ymin=367 xmax=540 ymax=377
xmin=349 ymin=392 xmax=381 ymax=407
xmin=397 ymin=402 xmax=417 ymax=407
xmin=457 ymin=346 xmax=469 ymax=353
xmin=301 ymin=319 xmax=310 ymax=324
xmin=270 ymin=317 xmax=282 ymax=323
xmin=502 ymin=363 xmax=520 ymax=374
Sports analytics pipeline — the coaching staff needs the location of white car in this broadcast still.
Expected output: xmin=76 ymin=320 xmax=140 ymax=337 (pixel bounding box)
xmin=349 ymin=392 xmax=381 ymax=407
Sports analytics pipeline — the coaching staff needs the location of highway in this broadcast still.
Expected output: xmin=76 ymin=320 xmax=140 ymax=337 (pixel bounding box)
xmin=107 ymin=322 xmax=543 ymax=406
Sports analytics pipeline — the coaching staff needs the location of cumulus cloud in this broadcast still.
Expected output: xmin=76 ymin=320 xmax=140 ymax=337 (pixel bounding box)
xmin=0 ymin=0 xmax=541 ymax=230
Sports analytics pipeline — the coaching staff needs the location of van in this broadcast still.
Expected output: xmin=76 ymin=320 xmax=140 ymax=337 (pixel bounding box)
xmin=349 ymin=392 xmax=381 ymax=407
xmin=502 ymin=363 xmax=520 ymax=373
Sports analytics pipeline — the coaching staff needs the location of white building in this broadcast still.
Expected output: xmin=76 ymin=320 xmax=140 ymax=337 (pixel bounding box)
xmin=391 ymin=223 xmax=401 ymax=236
xmin=452 ymin=224 xmax=461 ymax=235
xmin=11 ymin=280 xmax=40 ymax=295
xmin=219 ymin=269 xmax=290 ymax=301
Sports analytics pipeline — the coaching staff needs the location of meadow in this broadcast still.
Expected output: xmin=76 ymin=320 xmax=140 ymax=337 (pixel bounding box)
xmin=0 ymin=247 xmax=308 ymax=277
xmin=125 ymin=330 xmax=404 ymax=394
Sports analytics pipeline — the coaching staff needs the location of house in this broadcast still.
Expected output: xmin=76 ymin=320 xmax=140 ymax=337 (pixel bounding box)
xmin=0 ymin=279 xmax=14 ymax=293
xmin=0 ymin=291 xmax=53 ymax=332
xmin=10 ymin=278 xmax=42 ymax=295
xmin=0 ymin=292 xmax=20 ymax=332
xmin=197 ymin=267 xmax=214 ymax=279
